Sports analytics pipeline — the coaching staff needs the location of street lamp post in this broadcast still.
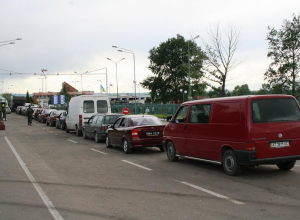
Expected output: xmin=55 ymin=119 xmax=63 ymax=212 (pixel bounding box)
xmin=107 ymin=57 xmax=125 ymax=102
xmin=11 ymin=85 xmax=20 ymax=96
xmin=188 ymin=35 xmax=199 ymax=101
xmin=180 ymin=89 xmax=187 ymax=102
xmin=112 ymin=46 xmax=137 ymax=114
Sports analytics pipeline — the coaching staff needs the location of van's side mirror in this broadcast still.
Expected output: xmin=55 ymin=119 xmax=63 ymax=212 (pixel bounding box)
xmin=166 ymin=116 xmax=172 ymax=122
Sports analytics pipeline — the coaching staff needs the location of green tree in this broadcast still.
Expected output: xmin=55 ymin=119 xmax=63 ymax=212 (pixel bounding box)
xmin=256 ymin=84 xmax=270 ymax=95
xmin=59 ymin=84 xmax=71 ymax=103
xmin=232 ymin=84 xmax=251 ymax=96
xmin=140 ymin=35 xmax=206 ymax=103
xmin=25 ymin=91 xmax=30 ymax=103
xmin=202 ymin=24 xmax=242 ymax=97
xmin=264 ymin=14 xmax=300 ymax=97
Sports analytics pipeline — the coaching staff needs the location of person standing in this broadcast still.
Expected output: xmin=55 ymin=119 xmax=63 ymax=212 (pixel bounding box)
xmin=1 ymin=103 xmax=6 ymax=121
xmin=27 ymin=105 xmax=33 ymax=126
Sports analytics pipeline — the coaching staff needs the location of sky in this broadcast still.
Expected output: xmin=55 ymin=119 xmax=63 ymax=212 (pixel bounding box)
xmin=0 ymin=0 xmax=299 ymax=95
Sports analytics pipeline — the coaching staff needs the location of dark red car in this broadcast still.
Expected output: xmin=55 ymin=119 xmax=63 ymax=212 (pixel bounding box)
xmin=105 ymin=115 xmax=165 ymax=154
xmin=46 ymin=110 xmax=67 ymax=127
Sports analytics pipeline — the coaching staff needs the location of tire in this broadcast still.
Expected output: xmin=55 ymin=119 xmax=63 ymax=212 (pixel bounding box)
xmin=166 ymin=141 xmax=178 ymax=162
xmin=159 ymin=146 xmax=165 ymax=152
xmin=82 ymin=129 xmax=88 ymax=139
xmin=106 ymin=135 xmax=112 ymax=148
xmin=46 ymin=120 xmax=49 ymax=125
xmin=65 ymin=125 xmax=70 ymax=133
xmin=56 ymin=122 xmax=59 ymax=129
xmin=277 ymin=161 xmax=296 ymax=170
xmin=123 ymin=139 xmax=132 ymax=154
xmin=76 ymin=126 xmax=82 ymax=136
xmin=94 ymin=132 xmax=100 ymax=143
xmin=50 ymin=121 xmax=54 ymax=127
xmin=222 ymin=150 xmax=242 ymax=176
xmin=61 ymin=123 xmax=64 ymax=130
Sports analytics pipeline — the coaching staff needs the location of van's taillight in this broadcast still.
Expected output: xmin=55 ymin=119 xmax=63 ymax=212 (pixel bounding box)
xmin=246 ymin=142 xmax=256 ymax=151
xmin=132 ymin=129 xmax=139 ymax=138
xmin=79 ymin=115 xmax=82 ymax=123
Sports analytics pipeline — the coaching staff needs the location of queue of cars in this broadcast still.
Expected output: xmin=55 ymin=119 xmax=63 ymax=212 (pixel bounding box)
xmin=14 ymin=94 xmax=300 ymax=176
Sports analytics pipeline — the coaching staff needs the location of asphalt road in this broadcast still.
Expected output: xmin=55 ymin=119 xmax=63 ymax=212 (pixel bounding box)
xmin=1 ymin=113 xmax=300 ymax=220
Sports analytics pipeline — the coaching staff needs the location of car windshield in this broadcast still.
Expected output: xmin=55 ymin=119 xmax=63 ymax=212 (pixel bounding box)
xmin=252 ymin=98 xmax=300 ymax=123
xmin=103 ymin=115 xmax=123 ymax=124
xmin=131 ymin=117 xmax=162 ymax=126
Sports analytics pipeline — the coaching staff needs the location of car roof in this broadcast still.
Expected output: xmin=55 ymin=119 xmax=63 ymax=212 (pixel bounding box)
xmin=92 ymin=113 xmax=124 ymax=117
xmin=121 ymin=114 xmax=158 ymax=118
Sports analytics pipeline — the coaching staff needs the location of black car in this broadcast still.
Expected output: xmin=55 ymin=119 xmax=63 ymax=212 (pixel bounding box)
xmin=46 ymin=110 xmax=66 ymax=127
xmin=56 ymin=112 xmax=68 ymax=130
xmin=82 ymin=113 xmax=123 ymax=142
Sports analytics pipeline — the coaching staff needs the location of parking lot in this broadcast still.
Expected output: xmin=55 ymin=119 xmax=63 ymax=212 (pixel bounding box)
xmin=1 ymin=113 xmax=300 ymax=220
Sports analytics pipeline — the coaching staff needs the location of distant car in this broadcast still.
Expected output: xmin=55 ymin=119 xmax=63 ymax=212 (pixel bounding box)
xmin=39 ymin=109 xmax=55 ymax=123
xmin=56 ymin=112 xmax=68 ymax=130
xmin=105 ymin=115 xmax=165 ymax=154
xmin=6 ymin=106 xmax=11 ymax=114
xmin=82 ymin=114 xmax=123 ymax=143
xmin=46 ymin=110 xmax=66 ymax=126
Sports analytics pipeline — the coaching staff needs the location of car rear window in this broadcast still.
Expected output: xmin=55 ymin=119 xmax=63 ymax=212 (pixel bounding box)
xmin=103 ymin=115 xmax=122 ymax=124
xmin=252 ymin=98 xmax=300 ymax=123
xmin=83 ymin=100 xmax=94 ymax=113
xmin=97 ymin=100 xmax=108 ymax=113
xmin=131 ymin=117 xmax=162 ymax=126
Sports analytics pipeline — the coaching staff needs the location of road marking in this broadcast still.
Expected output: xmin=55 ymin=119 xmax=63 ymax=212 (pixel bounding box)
xmin=91 ymin=148 xmax=107 ymax=155
xmin=67 ymin=139 xmax=77 ymax=144
xmin=174 ymin=180 xmax=245 ymax=205
xmin=55 ymin=134 xmax=58 ymax=136
xmin=50 ymin=131 xmax=53 ymax=134
xmin=122 ymin=160 xmax=152 ymax=171
xmin=295 ymin=165 xmax=300 ymax=167
xmin=4 ymin=137 xmax=64 ymax=220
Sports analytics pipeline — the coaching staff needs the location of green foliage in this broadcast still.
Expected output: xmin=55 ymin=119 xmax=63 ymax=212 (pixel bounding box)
xmin=207 ymin=89 xmax=231 ymax=98
xmin=140 ymin=35 xmax=206 ymax=103
xmin=59 ymin=84 xmax=71 ymax=103
xmin=232 ymin=84 xmax=251 ymax=96
xmin=264 ymin=14 xmax=300 ymax=97
xmin=25 ymin=91 xmax=30 ymax=103
xmin=48 ymin=96 xmax=51 ymax=104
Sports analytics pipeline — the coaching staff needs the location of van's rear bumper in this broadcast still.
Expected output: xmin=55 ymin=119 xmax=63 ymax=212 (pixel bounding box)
xmin=235 ymin=150 xmax=300 ymax=165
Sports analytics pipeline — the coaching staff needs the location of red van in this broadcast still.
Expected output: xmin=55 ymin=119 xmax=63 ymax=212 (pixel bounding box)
xmin=163 ymin=95 xmax=300 ymax=175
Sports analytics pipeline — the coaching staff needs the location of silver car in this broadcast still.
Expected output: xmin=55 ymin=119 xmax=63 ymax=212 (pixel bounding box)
xmin=6 ymin=106 xmax=11 ymax=114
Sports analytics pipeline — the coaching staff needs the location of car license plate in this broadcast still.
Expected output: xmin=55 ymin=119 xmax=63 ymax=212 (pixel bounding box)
xmin=146 ymin=131 xmax=159 ymax=136
xmin=270 ymin=141 xmax=289 ymax=148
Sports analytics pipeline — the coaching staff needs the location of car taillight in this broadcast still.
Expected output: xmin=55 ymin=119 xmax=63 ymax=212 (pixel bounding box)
xmin=64 ymin=119 xmax=66 ymax=122
xmin=52 ymin=117 xmax=56 ymax=121
xmin=101 ymin=126 xmax=107 ymax=131
xmin=246 ymin=142 xmax=256 ymax=151
xmin=132 ymin=129 xmax=139 ymax=138
xmin=44 ymin=114 xmax=47 ymax=117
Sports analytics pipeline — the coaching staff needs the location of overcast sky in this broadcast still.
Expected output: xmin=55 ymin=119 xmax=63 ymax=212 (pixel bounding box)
xmin=0 ymin=0 xmax=299 ymax=95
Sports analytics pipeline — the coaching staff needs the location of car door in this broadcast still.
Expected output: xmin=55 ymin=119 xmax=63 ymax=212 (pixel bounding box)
xmin=114 ymin=118 xmax=128 ymax=146
xmin=85 ymin=116 xmax=95 ymax=138
xmin=185 ymin=104 xmax=211 ymax=159
xmin=109 ymin=118 xmax=122 ymax=145
xmin=167 ymin=105 xmax=189 ymax=155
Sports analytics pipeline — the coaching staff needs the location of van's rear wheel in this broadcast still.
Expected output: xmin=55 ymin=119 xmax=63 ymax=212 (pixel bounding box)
xmin=277 ymin=161 xmax=296 ymax=170
xmin=76 ymin=126 xmax=82 ymax=136
xmin=166 ymin=141 xmax=178 ymax=162
xmin=223 ymin=150 xmax=242 ymax=176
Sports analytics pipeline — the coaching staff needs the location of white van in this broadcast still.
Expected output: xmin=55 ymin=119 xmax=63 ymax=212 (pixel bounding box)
xmin=66 ymin=95 xmax=111 ymax=136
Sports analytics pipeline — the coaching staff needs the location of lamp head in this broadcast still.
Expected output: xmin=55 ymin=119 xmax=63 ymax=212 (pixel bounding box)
xmin=107 ymin=58 xmax=111 ymax=60
xmin=10 ymin=42 xmax=15 ymax=44
xmin=112 ymin=46 xmax=117 ymax=48
xmin=118 ymin=50 xmax=123 ymax=52
xmin=16 ymin=38 xmax=22 ymax=40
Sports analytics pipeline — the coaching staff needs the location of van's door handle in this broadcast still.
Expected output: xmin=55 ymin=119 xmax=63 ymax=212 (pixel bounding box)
xmin=184 ymin=125 xmax=187 ymax=130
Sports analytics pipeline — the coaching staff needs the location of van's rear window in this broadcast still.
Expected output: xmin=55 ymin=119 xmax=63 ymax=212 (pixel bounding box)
xmin=252 ymin=98 xmax=300 ymax=123
xmin=83 ymin=100 xmax=94 ymax=113
xmin=97 ymin=100 xmax=108 ymax=113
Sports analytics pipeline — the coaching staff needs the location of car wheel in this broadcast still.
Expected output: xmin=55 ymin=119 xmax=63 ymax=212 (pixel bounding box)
xmin=123 ymin=139 xmax=132 ymax=154
xmin=106 ymin=135 xmax=112 ymax=148
xmin=94 ymin=132 xmax=100 ymax=143
xmin=65 ymin=125 xmax=70 ymax=133
xmin=223 ymin=150 xmax=242 ymax=176
xmin=83 ymin=129 xmax=88 ymax=139
xmin=56 ymin=122 xmax=59 ymax=129
xmin=50 ymin=121 xmax=54 ymax=127
xmin=61 ymin=123 xmax=64 ymax=130
xmin=159 ymin=146 xmax=165 ymax=152
xmin=166 ymin=141 xmax=178 ymax=162
xmin=76 ymin=126 xmax=82 ymax=136
xmin=277 ymin=160 xmax=296 ymax=170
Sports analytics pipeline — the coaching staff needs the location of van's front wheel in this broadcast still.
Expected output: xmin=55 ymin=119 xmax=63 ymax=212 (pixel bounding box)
xmin=277 ymin=160 xmax=296 ymax=170
xmin=223 ymin=150 xmax=242 ymax=176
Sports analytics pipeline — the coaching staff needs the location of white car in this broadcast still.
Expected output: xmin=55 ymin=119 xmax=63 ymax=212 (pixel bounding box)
xmin=6 ymin=106 xmax=11 ymax=114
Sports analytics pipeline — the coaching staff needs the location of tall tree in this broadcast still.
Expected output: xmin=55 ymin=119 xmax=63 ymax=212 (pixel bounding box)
xmin=232 ymin=84 xmax=251 ymax=96
xmin=140 ymin=35 xmax=206 ymax=103
xmin=25 ymin=91 xmax=30 ymax=103
xmin=1 ymin=93 xmax=12 ymax=106
xmin=202 ymin=24 xmax=241 ymax=97
xmin=264 ymin=14 xmax=300 ymax=96
xmin=59 ymin=84 xmax=71 ymax=103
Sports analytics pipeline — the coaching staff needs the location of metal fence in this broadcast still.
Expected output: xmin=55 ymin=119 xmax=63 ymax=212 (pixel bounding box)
xmin=111 ymin=103 xmax=180 ymax=116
